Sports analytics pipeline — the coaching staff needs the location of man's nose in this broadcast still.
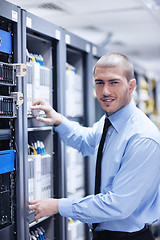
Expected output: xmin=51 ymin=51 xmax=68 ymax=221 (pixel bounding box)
xmin=102 ymin=84 xmax=111 ymax=96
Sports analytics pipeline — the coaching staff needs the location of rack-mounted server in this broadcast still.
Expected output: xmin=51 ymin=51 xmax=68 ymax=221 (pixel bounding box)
xmin=0 ymin=95 xmax=17 ymax=118
xmin=0 ymin=62 xmax=16 ymax=86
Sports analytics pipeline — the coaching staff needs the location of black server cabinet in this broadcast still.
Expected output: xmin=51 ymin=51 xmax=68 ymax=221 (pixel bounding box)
xmin=61 ymin=30 xmax=94 ymax=240
xmin=21 ymin=10 xmax=64 ymax=240
xmin=0 ymin=1 xmax=24 ymax=240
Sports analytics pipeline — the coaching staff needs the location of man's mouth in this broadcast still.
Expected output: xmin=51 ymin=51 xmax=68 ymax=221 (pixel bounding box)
xmin=101 ymin=98 xmax=115 ymax=105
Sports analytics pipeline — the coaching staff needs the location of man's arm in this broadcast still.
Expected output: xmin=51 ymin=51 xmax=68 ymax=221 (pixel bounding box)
xmin=58 ymin=138 xmax=160 ymax=224
xmin=31 ymin=98 xmax=100 ymax=156
xmin=29 ymin=138 xmax=160 ymax=224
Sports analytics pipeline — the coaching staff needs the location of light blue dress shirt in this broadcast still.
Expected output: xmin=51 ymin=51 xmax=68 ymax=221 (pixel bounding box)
xmin=55 ymin=99 xmax=160 ymax=232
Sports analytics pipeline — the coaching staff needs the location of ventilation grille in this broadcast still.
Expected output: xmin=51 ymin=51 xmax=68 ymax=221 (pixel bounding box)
xmin=39 ymin=2 xmax=64 ymax=11
xmin=84 ymin=26 xmax=101 ymax=31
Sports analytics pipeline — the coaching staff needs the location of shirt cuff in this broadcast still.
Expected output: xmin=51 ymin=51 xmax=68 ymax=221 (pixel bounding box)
xmin=59 ymin=198 xmax=75 ymax=218
xmin=53 ymin=116 xmax=70 ymax=132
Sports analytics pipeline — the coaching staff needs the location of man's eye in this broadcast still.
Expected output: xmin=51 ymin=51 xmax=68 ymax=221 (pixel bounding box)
xmin=95 ymin=82 xmax=104 ymax=85
xmin=110 ymin=81 xmax=119 ymax=85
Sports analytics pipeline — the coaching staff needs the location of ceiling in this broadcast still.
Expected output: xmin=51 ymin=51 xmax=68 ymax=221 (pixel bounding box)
xmin=7 ymin=0 xmax=160 ymax=75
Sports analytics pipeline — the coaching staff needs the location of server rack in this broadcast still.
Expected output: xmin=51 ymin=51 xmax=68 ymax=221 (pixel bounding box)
xmin=0 ymin=1 xmax=24 ymax=240
xmin=21 ymin=10 xmax=64 ymax=240
xmin=59 ymin=30 xmax=94 ymax=240
xmin=134 ymin=64 xmax=159 ymax=124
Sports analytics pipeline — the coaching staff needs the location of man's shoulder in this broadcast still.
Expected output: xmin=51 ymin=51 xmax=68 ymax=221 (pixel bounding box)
xmin=130 ymin=108 xmax=160 ymax=143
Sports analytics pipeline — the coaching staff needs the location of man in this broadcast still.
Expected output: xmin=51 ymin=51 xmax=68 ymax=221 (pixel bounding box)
xmin=29 ymin=53 xmax=160 ymax=240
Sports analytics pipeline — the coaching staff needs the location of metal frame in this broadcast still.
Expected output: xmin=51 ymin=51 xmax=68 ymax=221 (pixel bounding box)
xmin=54 ymin=28 xmax=67 ymax=240
xmin=21 ymin=9 xmax=63 ymax=240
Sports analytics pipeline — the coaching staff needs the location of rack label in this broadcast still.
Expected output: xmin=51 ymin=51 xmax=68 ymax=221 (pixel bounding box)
xmin=92 ymin=46 xmax=98 ymax=56
xmin=85 ymin=43 xmax=91 ymax=53
xmin=26 ymin=17 xmax=32 ymax=28
xmin=55 ymin=30 xmax=61 ymax=40
xmin=12 ymin=10 xmax=18 ymax=22
xmin=65 ymin=34 xmax=71 ymax=45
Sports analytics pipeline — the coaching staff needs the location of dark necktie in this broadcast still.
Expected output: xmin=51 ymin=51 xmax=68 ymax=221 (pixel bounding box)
xmin=94 ymin=118 xmax=111 ymax=195
xmin=93 ymin=118 xmax=111 ymax=230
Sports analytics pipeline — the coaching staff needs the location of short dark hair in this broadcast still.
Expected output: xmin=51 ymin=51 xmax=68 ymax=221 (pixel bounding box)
xmin=94 ymin=53 xmax=135 ymax=81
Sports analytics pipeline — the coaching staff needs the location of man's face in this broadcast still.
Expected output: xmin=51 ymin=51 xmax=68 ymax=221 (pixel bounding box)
xmin=94 ymin=66 xmax=136 ymax=116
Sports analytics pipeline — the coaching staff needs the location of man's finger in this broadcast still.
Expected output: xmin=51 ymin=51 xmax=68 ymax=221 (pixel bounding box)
xmin=31 ymin=105 xmax=49 ymax=112
xmin=29 ymin=205 xmax=36 ymax=211
xmin=36 ymin=117 xmax=52 ymax=125
xmin=29 ymin=200 xmax=39 ymax=205
xmin=35 ymin=213 xmax=41 ymax=222
xmin=35 ymin=208 xmax=39 ymax=216
xmin=32 ymin=99 xmax=46 ymax=106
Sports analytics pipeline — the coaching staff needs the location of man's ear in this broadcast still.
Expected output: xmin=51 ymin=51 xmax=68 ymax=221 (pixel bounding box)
xmin=129 ymin=78 xmax=136 ymax=92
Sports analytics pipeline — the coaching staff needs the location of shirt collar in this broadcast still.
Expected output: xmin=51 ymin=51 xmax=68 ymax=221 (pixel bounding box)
xmin=107 ymin=99 xmax=136 ymax=133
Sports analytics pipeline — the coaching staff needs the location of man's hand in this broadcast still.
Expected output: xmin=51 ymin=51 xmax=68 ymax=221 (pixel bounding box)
xmin=31 ymin=99 xmax=63 ymax=126
xmin=29 ymin=198 xmax=60 ymax=222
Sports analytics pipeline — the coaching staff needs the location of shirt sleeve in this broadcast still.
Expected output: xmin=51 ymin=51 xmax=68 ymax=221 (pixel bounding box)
xmin=54 ymin=116 xmax=99 ymax=156
xmin=59 ymin=137 xmax=160 ymax=224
